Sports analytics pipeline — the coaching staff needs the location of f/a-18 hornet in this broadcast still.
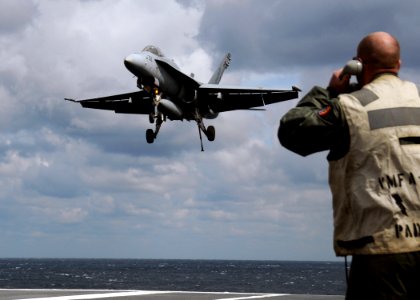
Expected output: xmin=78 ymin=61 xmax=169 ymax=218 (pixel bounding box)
xmin=66 ymin=45 xmax=299 ymax=151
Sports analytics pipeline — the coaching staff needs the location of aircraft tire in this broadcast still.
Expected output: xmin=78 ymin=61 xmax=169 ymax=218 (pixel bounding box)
xmin=146 ymin=129 xmax=155 ymax=144
xmin=207 ymin=126 xmax=215 ymax=141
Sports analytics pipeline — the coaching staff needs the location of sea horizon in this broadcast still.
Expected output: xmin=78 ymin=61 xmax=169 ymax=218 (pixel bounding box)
xmin=0 ymin=258 xmax=347 ymax=295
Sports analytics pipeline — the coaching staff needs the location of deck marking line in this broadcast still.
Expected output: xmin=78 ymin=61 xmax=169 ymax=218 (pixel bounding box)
xmin=215 ymin=294 xmax=289 ymax=300
xmin=16 ymin=290 xmax=171 ymax=300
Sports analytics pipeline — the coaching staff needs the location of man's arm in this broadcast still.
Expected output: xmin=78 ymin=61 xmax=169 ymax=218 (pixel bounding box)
xmin=278 ymin=86 xmax=349 ymax=160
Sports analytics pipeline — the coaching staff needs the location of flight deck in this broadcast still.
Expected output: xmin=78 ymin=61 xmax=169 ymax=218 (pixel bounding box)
xmin=0 ymin=289 xmax=344 ymax=300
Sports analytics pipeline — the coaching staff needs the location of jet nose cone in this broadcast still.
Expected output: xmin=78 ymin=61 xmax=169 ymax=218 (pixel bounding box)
xmin=124 ymin=54 xmax=136 ymax=69
xmin=124 ymin=53 xmax=149 ymax=77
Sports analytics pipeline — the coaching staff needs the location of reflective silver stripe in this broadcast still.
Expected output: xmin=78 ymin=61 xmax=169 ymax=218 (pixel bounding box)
xmin=368 ymin=107 xmax=420 ymax=129
xmin=351 ymin=89 xmax=378 ymax=106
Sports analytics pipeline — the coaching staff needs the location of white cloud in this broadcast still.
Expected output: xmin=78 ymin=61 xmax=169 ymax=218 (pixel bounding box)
xmin=1 ymin=0 xmax=419 ymax=261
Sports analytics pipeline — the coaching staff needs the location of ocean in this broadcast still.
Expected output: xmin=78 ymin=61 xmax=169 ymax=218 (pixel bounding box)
xmin=0 ymin=259 xmax=346 ymax=295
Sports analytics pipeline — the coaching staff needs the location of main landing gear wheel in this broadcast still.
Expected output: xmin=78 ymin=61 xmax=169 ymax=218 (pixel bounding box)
xmin=146 ymin=113 xmax=164 ymax=144
xmin=206 ymin=125 xmax=215 ymax=141
xmin=146 ymin=129 xmax=155 ymax=144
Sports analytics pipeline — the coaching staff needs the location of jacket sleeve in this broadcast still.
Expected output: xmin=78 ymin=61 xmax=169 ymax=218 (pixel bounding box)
xmin=278 ymin=86 xmax=349 ymax=159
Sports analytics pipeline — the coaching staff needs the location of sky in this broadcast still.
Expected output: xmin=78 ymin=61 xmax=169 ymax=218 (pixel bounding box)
xmin=1 ymin=0 xmax=420 ymax=261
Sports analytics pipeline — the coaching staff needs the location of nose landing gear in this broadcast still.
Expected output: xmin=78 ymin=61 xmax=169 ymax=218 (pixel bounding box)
xmin=145 ymin=90 xmax=164 ymax=144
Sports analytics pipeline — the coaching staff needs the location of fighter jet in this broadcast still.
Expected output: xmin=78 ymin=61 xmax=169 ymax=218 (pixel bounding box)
xmin=65 ymin=45 xmax=299 ymax=150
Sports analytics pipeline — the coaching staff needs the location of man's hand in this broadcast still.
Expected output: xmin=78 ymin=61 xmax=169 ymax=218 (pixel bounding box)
xmin=328 ymin=69 xmax=351 ymax=96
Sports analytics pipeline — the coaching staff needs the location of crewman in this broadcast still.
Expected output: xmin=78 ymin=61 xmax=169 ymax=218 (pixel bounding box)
xmin=278 ymin=32 xmax=420 ymax=299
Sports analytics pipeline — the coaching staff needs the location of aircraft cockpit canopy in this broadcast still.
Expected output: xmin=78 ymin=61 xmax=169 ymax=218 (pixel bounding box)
xmin=142 ymin=45 xmax=164 ymax=57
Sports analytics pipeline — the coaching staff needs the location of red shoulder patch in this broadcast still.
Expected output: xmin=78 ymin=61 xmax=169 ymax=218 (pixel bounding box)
xmin=318 ymin=105 xmax=332 ymax=118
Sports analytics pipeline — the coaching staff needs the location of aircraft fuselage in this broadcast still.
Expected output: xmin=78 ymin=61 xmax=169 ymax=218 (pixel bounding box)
xmin=123 ymin=48 xmax=201 ymax=121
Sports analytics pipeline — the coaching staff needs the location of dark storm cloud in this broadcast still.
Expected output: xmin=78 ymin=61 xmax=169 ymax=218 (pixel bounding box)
xmin=198 ymin=0 xmax=420 ymax=72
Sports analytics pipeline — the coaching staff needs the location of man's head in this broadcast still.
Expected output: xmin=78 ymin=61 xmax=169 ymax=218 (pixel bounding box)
xmin=356 ymin=32 xmax=401 ymax=85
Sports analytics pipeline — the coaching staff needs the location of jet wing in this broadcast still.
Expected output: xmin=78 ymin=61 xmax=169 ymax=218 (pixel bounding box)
xmin=198 ymin=84 xmax=299 ymax=112
xmin=65 ymin=91 xmax=154 ymax=114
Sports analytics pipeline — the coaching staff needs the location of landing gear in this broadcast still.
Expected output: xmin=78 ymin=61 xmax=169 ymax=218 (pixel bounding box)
xmin=206 ymin=125 xmax=215 ymax=141
xmin=145 ymin=90 xmax=163 ymax=144
xmin=196 ymin=116 xmax=216 ymax=151
xmin=145 ymin=113 xmax=164 ymax=144
xmin=144 ymin=94 xmax=216 ymax=150
xmin=146 ymin=129 xmax=155 ymax=144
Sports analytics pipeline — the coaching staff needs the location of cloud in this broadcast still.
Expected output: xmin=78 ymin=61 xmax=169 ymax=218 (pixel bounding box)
xmin=198 ymin=0 xmax=420 ymax=94
xmin=0 ymin=0 xmax=38 ymax=34
xmin=1 ymin=0 xmax=419 ymax=260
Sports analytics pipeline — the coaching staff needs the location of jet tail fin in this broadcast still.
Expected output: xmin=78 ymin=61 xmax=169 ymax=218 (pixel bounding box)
xmin=208 ymin=53 xmax=231 ymax=84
